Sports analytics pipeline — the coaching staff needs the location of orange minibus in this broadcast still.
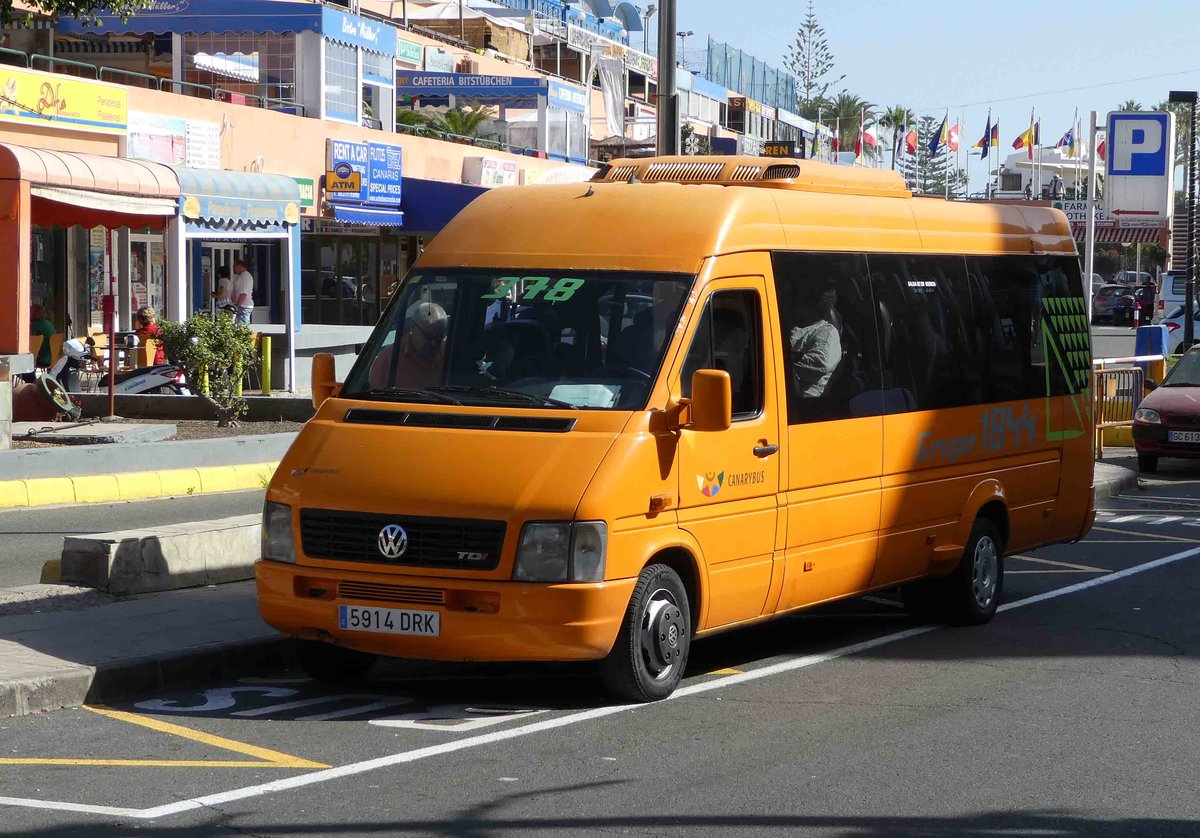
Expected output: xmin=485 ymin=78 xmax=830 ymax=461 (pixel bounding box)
xmin=256 ymin=156 xmax=1095 ymax=701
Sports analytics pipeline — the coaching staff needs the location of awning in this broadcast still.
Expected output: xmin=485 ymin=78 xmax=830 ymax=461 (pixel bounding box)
xmin=1071 ymin=223 xmax=1169 ymax=245
xmin=331 ymin=205 xmax=405 ymax=227
xmin=31 ymin=185 xmax=178 ymax=216
xmin=57 ymin=0 xmax=324 ymax=36
xmin=401 ymin=177 xmax=486 ymax=233
xmin=395 ymin=72 xmax=547 ymax=108
xmin=172 ymin=167 xmax=301 ymax=228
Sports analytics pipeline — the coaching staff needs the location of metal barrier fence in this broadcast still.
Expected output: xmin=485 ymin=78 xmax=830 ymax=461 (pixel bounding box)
xmin=1092 ymin=364 xmax=1145 ymax=459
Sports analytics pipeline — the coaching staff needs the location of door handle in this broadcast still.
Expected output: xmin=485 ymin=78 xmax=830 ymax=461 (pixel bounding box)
xmin=753 ymin=443 xmax=779 ymax=458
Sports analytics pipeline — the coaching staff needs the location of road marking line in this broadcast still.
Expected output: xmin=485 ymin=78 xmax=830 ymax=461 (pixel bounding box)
xmin=1105 ymin=514 xmax=1145 ymax=523
xmin=3 ymin=543 xmax=1199 ymax=821
xmin=1114 ymin=494 xmax=1200 ymax=504
xmin=82 ymin=706 xmax=328 ymax=769
xmin=1009 ymin=555 xmax=1109 ymax=572
xmin=705 ymin=668 xmax=743 ymax=676
xmin=1092 ymin=526 xmax=1199 ymax=544
xmin=0 ymin=759 xmax=294 ymax=768
xmin=1007 ymin=570 xmax=1104 ymax=575
xmin=1145 ymin=516 xmax=1185 ymax=526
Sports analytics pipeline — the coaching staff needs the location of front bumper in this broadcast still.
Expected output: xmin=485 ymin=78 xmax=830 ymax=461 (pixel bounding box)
xmin=1132 ymin=423 xmax=1200 ymax=458
xmin=255 ymin=560 xmax=637 ymax=662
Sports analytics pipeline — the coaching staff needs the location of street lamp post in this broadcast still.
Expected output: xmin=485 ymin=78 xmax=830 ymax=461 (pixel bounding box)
xmin=676 ymin=30 xmax=692 ymax=69
xmin=1170 ymin=90 xmax=1197 ymax=351
xmin=642 ymin=4 xmax=656 ymax=55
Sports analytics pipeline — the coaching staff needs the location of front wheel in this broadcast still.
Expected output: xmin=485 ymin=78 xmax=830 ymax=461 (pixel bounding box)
xmin=600 ymin=564 xmax=691 ymax=702
xmin=902 ymin=519 xmax=1004 ymax=626
xmin=1138 ymin=453 xmax=1159 ymax=473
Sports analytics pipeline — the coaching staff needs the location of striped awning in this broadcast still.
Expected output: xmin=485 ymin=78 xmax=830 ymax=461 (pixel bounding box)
xmin=1071 ymin=223 xmax=1168 ymax=245
xmin=172 ymin=166 xmax=300 ymax=227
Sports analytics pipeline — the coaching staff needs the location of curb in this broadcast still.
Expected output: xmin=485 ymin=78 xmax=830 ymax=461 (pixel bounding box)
xmin=1094 ymin=462 xmax=1139 ymax=500
xmin=0 ymin=636 xmax=294 ymax=717
xmin=0 ymin=461 xmax=279 ymax=509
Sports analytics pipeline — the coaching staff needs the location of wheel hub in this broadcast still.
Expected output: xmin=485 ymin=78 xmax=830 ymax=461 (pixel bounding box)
xmin=640 ymin=594 xmax=685 ymax=678
xmin=972 ymin=536 xmax=999 ymax=609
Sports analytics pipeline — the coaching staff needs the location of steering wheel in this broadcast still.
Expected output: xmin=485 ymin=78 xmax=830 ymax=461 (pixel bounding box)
xmin=596 ymin=364 xmax=652 ymax=382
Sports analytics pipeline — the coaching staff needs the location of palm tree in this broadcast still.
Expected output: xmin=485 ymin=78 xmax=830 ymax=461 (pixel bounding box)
xmin=879 ymin=104 xmax=915 ymax=169
xmin=1119 ymin=99 xmax=1143 ymax=112
xmin=1155 ymin=98 xmax=1193 ymax=170
xmin=826 ymin=91 xmax=877 ymax=163
xmin=424 ymin=105 xmax=495 ymax=140
xmin=395 ymin=108 xmax=435 ymax=138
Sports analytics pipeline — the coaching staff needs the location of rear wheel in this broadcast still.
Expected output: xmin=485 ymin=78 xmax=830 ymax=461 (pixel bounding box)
xmin=902 ymin=519 xmax=1004 ymax=626
xmin=600 ymin=564 xmax=691 ymax=702
xmin=1137 ymin=453 xmax=1159 ymax=473
xmin=296 ymin=640 xmax=378 ymax=684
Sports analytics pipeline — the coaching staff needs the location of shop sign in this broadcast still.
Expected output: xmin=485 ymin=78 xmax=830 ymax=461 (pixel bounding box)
xmin=366 ymin=143 xmax=403 ymax=206
xmin=762 ymin=141 xmax=796 ymax=158
xmin=326 ymin=138 xmax=403 ymax=206
xmin=181 ymin=194 xmax=298 ymax=227
xmin=567 ymin=25 xmax=624 ymax=58
xmin=322 ymin=5 xmax=399 ymax=56
xmin=0 ymin=66 xmax=127 ymax=135
xmin=397 ymin=38 xmax=424 ymax=66
xmin=464 ymin=156 xmax=519 ymax=188
xmin=294 ymin=177 xmax=316 ymax=208
xmin=547 ymin=79 xmax=587 ymax=114
xmin=122 ymin=111 xmax=222 ymax=168
xmin=729 ymin=97 xmax=764 ymax=116
xmin=397 ymin=72 xmax=544 ymax=94
xmin=626 ymin=50 xmax=657 ymax=80
xmin=424 ymin=47 xmax=457 ymax=73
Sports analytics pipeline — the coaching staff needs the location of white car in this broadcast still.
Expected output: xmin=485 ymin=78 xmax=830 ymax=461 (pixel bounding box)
xmin=1162 ymin=304 xmax=1200 ymax=353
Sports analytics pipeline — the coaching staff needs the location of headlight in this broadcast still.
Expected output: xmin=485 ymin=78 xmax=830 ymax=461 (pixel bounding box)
xmin=262 ymin=501 xmax=296 ymax=563
xmin=1134 ymin=408 xmax=1162 ymax=424
xmin=513 ymin=521 xmax=607 ymax=582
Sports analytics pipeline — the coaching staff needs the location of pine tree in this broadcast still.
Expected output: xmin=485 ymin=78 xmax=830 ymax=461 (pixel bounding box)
xmin=898 ymin=116 xmax=967 ymax=197
xmin=785 ymin=0 xmax=845 ymax=120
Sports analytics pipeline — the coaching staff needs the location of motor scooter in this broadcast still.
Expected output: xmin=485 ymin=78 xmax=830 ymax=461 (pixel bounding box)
xmin=50 ymin=334 xmax=192 ymax=395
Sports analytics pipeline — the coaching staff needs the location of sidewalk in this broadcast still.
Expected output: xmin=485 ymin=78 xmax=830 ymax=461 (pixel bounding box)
xmin=0 ymin=581 xmax=289 ymax=717
xmin=1095 ymin=456 xmax=1140 ymax=499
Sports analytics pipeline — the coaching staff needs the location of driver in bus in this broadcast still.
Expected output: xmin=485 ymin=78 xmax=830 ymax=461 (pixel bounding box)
xmin=369 ymin=301 xmax=449 ymax=390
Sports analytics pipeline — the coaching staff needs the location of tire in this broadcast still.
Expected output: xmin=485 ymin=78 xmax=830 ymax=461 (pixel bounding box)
xmin=600 ymin=564 xmax=691 ymax=702
xmin=296 ymin=640 xmax=378 ymax=684
xmin=1138 ymin=453 xmax=1159 ymax=473
xmin=901 ymin=519 xmax=1004 ymax=626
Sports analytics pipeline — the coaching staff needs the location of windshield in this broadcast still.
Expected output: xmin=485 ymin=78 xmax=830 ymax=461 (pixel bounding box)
xmin=1164 ymin=351 xmax=1200 ymax=387
xmin=342 ymin=269 xmax=693 ymax=410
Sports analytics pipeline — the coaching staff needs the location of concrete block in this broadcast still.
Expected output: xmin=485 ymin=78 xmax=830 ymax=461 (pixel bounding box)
xmin=115 ymin=470 xmax=163 ymax=500
xmin=198 ymin=465 xmax=240 ymax=494
xmin=70 ymin=474 xmax=121 ymax=503
xmin=0 ymin=480 xmax=29 ymax=508
xmin=158 ymin=467 xmax=204 ymax=496
xmin=24 ymin=477 xmax=76 ymax=507
xmin=60 ymin=514 xmax=261 ymax=595
xmin=12 ymin=422 xmax=177 ymax=445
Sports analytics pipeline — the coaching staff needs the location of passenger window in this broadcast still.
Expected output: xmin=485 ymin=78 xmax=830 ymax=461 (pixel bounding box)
xmin=772 ymin=252 xmax=883 ymax=423
xmin=681 ymin=290 xmax=764 ymax=420
xmin=869 ymin=255 xmax=981 ymax=411
xmin=966 ymin=256 xmax=1045 ymax=402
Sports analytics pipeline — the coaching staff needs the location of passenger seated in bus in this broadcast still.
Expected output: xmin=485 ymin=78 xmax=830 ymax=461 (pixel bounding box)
xmin=789 ymin=287 xmax=841 ymax=398
xmin=369 ymin=301 xmax=449 ymax=389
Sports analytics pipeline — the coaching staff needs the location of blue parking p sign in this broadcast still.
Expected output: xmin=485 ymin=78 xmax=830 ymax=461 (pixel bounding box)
xmin=1107 ymin=112 xmax=1171 ymax=177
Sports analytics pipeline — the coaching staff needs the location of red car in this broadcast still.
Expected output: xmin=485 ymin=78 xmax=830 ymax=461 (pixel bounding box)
xmin=1132 ymin=346 xmax=1200 ymax=472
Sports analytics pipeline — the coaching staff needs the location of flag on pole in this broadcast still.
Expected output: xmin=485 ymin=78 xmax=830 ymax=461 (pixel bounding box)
xmin=863 ymin=124 xmax=878 ymax=149
xmin=855 ymin=109 xmax=864 ymax=159
xmin=973 ymin=112 xmax=993 ymax=158
xmin=1097 ymin=139 xmax=1107 ymax=161
xmin=833 ymin=118 xmax=841 ymax=158
xmin=905 ymin=128 xmax=918 ymax=154
xmin=947 ymin=122 xmax=960 ymax=152
xmin=1013 ymin=109 xmax=1036 ymax=159
xmin=929 ymin=114 xmax=948 ymax=155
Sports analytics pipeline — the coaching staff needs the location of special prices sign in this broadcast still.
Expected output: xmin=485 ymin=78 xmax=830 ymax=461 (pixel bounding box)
xmin=325 ymin=138 xmax=403 ymax=206
xmin=0 ymin=66 xmax=127 ymax=136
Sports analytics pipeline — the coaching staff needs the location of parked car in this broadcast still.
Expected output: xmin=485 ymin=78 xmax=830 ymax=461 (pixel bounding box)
xmin=1132 ymin=346 xmax=1200 ymax=471
xmin=1114 ymin=270 xmax=1153 ymax=286
xmin=1092 ymin=284 xmax=1134 ymax=324
xmin=1157 ymin=270 xmax=1188 ymax=323
xmin=1162 ymin=304 xmax=1200 ymax=353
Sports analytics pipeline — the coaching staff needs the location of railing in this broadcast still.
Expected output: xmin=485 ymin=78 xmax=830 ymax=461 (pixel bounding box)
xmin=31 ymin=54 xmax=99 ymax=79
xmin=1092 ymin=353 xmax=1165 ymax=458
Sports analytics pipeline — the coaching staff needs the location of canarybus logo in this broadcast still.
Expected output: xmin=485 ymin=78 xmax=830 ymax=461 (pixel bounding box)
xmin=697 ymin=472 xmax=724 ymax=498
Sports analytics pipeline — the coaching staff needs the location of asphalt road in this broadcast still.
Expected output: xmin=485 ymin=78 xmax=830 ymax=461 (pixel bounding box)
xmin=0 ymin=490 xmax=265 ymax=587
xmin=1091 ymin=324 xmax=1137 ymax=361
xmin=3 ymin=462 xmax=1200 ymax=836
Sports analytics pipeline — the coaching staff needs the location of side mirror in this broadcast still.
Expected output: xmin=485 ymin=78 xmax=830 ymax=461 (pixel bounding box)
xmin=1144 ymin=379 xmax=1159 ymax=392
xmin=312 ymin=352 xmax=339 ymax=409
xmin=687 ymin=369 xmax=732 ymax=432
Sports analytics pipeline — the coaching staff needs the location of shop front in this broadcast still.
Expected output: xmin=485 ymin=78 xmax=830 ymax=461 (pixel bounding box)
xmin=166 ymin=168 xmax=302 ymax=389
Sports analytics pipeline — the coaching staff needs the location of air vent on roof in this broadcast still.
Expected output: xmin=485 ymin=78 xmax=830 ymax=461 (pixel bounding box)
xmin=762 ymin=164 xmax=802 ymax=180
xmin=643 ymin=161 xmax=726 ymax=182
xmin=729 ymin=165 xmax=764 ymax=182
xmin=608 ymin=165 xmax=638 ymax=182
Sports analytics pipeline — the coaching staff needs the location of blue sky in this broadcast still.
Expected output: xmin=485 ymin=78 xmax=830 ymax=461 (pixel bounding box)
xmin=664 ymin=0 xmax=1200 ymax=188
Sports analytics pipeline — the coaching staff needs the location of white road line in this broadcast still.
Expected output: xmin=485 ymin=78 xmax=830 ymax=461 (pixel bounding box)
xmin=1106 ymin=514 xmax=1145 ymax=523
xmin=3 ymin=542 xmax=1200 ymax=822
xmin=1145 ymin=516 xmax=1185 ymax=526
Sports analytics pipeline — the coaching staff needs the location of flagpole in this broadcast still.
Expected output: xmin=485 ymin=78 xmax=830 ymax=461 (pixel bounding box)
xmin=944 ymin=109 xmax=950 ymax=200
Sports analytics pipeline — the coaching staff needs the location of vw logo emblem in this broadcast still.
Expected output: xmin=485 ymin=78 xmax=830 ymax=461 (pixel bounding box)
xmin=377 ymin=524 xmax=409 ymax=560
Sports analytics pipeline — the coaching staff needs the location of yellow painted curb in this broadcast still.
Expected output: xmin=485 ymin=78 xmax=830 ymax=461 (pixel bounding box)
xmin=0 ymin=462 xmax=279 ymax=509
xmin=40 ymin=559 xmax=61 ymax=584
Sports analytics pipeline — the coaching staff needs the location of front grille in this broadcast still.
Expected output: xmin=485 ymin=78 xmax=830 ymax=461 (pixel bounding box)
xmin=338 ymin=580 xmax=446 ymax=606
xmin=1166 ymin=414 xmax=1200 ymax=427
xmin=301 ymin=509 xmax=505 ymax=570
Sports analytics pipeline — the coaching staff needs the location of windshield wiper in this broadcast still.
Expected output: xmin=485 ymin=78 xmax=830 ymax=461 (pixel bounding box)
xmin=1161 ymin=382 xmax=1198 ymax=388
xmin=363 ymin=387 xmax=463 ymax=405
xmin=428 ymin=384 xmax=578 ymax=410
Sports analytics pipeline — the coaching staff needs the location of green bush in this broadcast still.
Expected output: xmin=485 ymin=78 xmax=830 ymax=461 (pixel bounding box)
xmin=159 ymin=313 xmax=256 ymax=426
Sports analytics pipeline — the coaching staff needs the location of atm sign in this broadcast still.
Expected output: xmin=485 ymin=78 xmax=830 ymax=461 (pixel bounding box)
xmin=325 ymin=170 xmax=363 ymax=194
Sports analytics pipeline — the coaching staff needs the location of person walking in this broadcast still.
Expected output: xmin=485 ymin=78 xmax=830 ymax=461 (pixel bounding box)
xmin=232 ymin=260 xmax=255 ymax=326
